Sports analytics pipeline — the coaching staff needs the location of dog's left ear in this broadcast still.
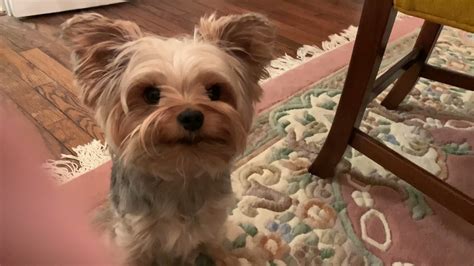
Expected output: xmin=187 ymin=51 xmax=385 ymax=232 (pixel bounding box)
xmin=61 ymin=13 xmax=142 ymax=59
xmin=60 ymin=13 xmax=143 ymax=108
xmin=198 ymin=13 xmax=276 ymax=81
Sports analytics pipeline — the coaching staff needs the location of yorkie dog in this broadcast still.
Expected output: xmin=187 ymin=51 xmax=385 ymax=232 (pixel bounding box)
xmin=61 ymin=12 xmax=275 ymax=265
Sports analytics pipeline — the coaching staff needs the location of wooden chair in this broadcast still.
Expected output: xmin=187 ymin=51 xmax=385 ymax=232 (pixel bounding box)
xmin=308 ymin=0 xmax=474 ymax=224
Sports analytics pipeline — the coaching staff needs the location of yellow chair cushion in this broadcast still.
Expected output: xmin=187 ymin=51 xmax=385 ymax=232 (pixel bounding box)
xmin=395 ymin=0 xmax=474 ymax=32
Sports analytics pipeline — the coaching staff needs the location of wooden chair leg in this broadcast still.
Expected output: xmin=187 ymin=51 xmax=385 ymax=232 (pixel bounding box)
xmin=381 ymin=21 xmax=443 ymax=109
xmin=308 ymin=0 xmax=397 ymax=178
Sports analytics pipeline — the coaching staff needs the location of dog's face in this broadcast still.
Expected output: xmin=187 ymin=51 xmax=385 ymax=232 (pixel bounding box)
xmin=61 ymin=13 xmax=275 ymax=179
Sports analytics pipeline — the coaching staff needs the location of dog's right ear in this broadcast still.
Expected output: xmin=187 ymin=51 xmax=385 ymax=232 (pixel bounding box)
xmin=60 ymin=13 xmax=142 ymax=108
xmin=197 ymin=13 xmax=275 ymax=82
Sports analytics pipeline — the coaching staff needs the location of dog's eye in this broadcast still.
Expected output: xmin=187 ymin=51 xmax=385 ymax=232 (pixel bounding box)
xmin=206 ymin=84 xmax=221 ymax=101
xmin=143 ymin=86 xmax=161 ymax=104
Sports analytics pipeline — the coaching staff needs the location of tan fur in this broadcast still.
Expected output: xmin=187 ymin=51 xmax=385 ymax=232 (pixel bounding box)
xmin=61 ymin=12 xmax=275 ymax=265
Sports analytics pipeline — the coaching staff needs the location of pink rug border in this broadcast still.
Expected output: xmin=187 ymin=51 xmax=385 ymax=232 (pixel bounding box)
xmin=257 ymin=16 xmax=423 ymax=112
xmin=61 ymin=17 xmax=424 ymax=212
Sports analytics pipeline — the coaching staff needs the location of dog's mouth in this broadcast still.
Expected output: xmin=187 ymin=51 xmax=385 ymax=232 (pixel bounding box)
xmin=177 ymin=136 xmax=203 ymax=145
xmin=176 ymin=135 xmax=227 ymax=146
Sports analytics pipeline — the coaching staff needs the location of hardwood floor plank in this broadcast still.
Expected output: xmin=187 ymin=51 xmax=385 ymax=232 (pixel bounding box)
xmin=0 ymin=16 xmax=46 ymax=51
xmin=148 ymin=0 xmax=188 ymax=17
xmin=20 ymin=48 xmax=77 ymax=95
xmin=164 ymin=0 xmax=213 ymax=19
xmin=9 ymin=48 xmax=103 ymax=142
xmin=35 ymin=83 xmax=104 ymax=141
xmin=195 ymin=0 xmax=247 ymax=16
xmin=0 ymin=90 xmax=72 ymax=159
xmin=0 ymin=59 xmax=94 ymax=151
xmin=129 ymin=1 xmax=195 ymax=32
xmin=105 ymin=5 xmax=175 ymax=36
xmin=46 ymin=118 xmax=95 ymax=149
xmin=0 ymin=43 xmax=52 ymax=88
xmin=107 ymin=4 xmax=183 ymax=36
xmin=0 ymin=16 xmax=71 ymax=67
xmin=0 ymin=78 xmax=61 ymax=126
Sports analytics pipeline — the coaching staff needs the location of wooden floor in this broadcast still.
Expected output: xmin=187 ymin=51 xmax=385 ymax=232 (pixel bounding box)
xmin=0 ymin=0 xmax=363 ymax=159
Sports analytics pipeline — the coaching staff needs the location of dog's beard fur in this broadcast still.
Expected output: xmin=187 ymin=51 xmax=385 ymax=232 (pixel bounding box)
xmin=61 ymin=12 xmax=275 ymax=265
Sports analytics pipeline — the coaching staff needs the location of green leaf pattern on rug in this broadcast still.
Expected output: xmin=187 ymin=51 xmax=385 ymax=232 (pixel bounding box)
xmin=442 ymin=142 xmax=471 ymax=155
xmin=267 ymin=147 xmax=293 ymax=163
xmin=287 ymin=182 xmax=299 ymax=195
xmin=278 ymin=212 xmax=295 ymax=223
xmin=305 ymin=233 xmax=319 ymax=246
xmin=320 ymin=248 xmax=335 ymax=260
xmin=290 ymin=223 xmax=312 ymax=238
xmin=239 ymin=223 xmax=258 ymax=237
xmin=316 ymin=99 xmax=337 ymax=110
xmin=232 ymin=233 xmax=247 ymax=249
xmin=405 ymin=185 xmax=433 ymax=220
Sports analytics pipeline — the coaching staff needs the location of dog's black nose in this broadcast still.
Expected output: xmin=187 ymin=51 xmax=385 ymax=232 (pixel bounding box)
xmin=177 ymin=109 xmax=204 ymax=131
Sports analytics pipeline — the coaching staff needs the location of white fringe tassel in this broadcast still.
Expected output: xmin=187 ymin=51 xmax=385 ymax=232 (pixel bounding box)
xmin=43 ymin=139 xmax=110 ymax=184
xmin=45 ymin=14 xmax=412 ymax=183
xmin=263 ymin=25 xmax=358 ymax=81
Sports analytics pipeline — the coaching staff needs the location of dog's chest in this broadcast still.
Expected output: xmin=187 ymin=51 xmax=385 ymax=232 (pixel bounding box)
xmin=112 ymin=200 xmax=230 ymax=258
xmin=109 ymin=161 xmax=233 ymax=257
xmin=110 ymin=161 xmax=232 ymax=216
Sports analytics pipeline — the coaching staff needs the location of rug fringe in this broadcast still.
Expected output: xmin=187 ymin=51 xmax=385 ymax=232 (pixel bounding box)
xmin=43 ymin=139 xmax=110 ymax=184
xmin=263 ymin=25 xmax=358 ymax=81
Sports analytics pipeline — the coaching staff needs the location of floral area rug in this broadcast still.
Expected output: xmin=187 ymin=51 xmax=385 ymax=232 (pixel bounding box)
xmin=224 ymin=26 xmax=474 ymax=265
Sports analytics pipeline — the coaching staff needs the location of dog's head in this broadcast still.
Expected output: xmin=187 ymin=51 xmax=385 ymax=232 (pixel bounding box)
xmin=61 ymin=13 xmax=275 ymax=179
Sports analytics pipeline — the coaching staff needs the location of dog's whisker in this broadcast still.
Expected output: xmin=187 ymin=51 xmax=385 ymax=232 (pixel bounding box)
xmin=120 ymin=124 xmax=141 ymax=149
